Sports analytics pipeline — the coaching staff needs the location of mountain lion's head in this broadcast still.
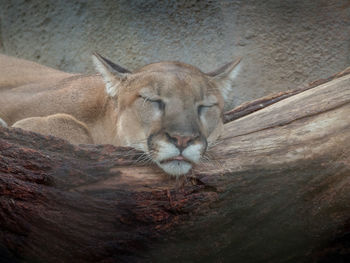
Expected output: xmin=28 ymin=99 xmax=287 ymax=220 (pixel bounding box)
xmin=93 ymin=53 xmax=240 ymax=176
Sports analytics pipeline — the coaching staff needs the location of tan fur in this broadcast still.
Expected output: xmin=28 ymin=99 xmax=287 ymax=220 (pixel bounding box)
xmin=13 ymin=114 xmax=93 ymax=144
xmin=0 ymin=53 xmax=240 ymax=176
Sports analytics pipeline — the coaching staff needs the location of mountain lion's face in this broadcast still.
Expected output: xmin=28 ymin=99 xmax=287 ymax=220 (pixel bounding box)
xmin=93 ymin=54 xmax=240 ymax=176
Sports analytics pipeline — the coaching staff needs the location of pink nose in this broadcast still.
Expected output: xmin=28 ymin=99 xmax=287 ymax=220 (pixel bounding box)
xmin=166 ymin=133 xmax=198 ymax=150
xmin=172 ymin=135 xmax=192 ymax=148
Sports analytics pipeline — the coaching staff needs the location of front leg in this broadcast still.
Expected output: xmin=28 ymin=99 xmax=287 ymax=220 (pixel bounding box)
xmin=12 ymin=113 xmax=93 ymax=145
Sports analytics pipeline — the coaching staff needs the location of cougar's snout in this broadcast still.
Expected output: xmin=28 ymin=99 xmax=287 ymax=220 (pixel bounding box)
xmin=152 ymin=129 xmax=206 ymax=176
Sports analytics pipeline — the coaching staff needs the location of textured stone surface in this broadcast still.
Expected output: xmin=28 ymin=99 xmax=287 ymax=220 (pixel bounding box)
xmin=0 ymin=0 xmax=349 ymax=108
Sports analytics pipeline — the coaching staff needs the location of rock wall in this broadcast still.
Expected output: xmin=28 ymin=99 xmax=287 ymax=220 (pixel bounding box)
xmin=0 ymin=0 xmax=349 ymax=108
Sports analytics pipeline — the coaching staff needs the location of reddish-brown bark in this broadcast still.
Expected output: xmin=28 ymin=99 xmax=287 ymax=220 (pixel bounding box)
xmin=1 ymin=68 xmax=350 ymax=262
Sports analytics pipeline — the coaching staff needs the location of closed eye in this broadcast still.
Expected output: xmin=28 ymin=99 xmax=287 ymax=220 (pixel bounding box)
xmin=139 ymin=95 xmax=165 ymax=110
xmin=197 ymin=104 xmax=218 ymax=115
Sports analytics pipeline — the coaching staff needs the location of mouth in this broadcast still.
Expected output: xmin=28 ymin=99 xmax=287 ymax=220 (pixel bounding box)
xmin=159 ymin=155 xmax=192 ymax=164
xmin=157 ymin=156 xmax=193 ymax=176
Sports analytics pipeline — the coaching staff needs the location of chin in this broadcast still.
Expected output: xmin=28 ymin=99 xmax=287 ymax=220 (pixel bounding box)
xmin=157 ymin=160 xmax=192 ymax=176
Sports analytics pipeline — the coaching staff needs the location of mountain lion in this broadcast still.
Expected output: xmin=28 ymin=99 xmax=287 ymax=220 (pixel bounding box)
xmin=0 ymin=53 xmax=240 ymax=176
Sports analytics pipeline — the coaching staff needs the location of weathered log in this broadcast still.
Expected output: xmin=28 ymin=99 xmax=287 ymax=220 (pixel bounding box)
xmin=1 ymin=69 xmax=350 ymax=262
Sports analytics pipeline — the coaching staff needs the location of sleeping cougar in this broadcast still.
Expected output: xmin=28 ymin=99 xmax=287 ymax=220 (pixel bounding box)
xmin=0 ymin=53 xmax=240 ymax=176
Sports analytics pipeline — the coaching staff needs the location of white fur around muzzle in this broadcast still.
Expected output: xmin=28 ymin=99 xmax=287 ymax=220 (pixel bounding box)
xmin=0 ymin=118 xmax=8 ymax=127
xmin=154 ymin=140 xmax=203 ymax=176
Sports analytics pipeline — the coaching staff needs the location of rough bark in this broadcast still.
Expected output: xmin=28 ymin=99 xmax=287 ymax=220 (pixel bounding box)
xmin=1 ymin=68 xmax=350 ymax=263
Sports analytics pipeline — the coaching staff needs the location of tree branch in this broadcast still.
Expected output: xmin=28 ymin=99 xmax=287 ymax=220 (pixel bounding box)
xmin=1 ymin=68 xmax=350 ymax=262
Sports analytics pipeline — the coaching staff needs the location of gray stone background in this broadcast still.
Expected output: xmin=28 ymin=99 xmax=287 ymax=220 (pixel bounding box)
xmin=0 ymin=0 xmax=349 ymax=109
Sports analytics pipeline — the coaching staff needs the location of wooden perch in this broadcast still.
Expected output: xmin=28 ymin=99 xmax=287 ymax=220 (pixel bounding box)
xmin=1 ymin=68 xmax=350 ymax=262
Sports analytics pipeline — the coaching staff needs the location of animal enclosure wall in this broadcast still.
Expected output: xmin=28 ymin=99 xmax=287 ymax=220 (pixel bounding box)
xmin=0 ymin=0 xmax=349 ymax=109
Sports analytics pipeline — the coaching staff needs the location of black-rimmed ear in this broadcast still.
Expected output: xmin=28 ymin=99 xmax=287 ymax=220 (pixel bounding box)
xmin=92 ymin=52 xmax=131 ymax=97
xmin=206 ymin=58 xmax=241 ymax=104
